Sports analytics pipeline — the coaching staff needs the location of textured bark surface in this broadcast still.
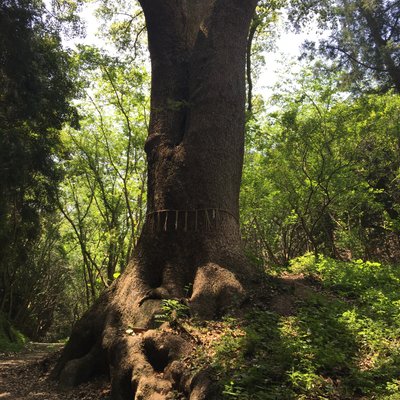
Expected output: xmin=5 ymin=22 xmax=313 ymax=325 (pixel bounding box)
xmin=53 ymin=1 xmax=258 ymax=398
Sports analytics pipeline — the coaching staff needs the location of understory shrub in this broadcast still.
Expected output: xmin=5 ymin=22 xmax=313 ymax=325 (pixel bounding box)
xmin=208 ymin=255 xmax=400 ymax=399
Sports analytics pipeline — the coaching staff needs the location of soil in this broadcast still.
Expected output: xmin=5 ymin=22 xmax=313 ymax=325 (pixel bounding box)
xmin=0 ymin=343 xmax=111 ymax=399
xmin=269 ymin=273 xmax=317 ymax=316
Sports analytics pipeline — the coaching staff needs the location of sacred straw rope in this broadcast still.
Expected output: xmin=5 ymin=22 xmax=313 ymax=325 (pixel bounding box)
xmin=146 ymin=208 xmax=239 ymax=223
xmin=145 ymin=208 xmax=239 ymax=232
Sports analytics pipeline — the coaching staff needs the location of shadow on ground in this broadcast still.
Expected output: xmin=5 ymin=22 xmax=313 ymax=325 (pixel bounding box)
xmin=207 ymin=273 xmax=400 ymax=399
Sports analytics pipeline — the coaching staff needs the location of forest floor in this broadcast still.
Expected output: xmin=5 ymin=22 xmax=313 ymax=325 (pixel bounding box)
xmin=0 ymin=343 xmax=110 ymax=399
xmin=1 ymin=256 xmax=399 ymax=400
xmin=0 ymin=275 xmax=301 ymax=400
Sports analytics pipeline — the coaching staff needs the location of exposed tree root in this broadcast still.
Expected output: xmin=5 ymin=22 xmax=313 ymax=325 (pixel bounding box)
xmin=52 ymin=258 xmax=246 ymax=399
xmin=109 ymin=330 xmax=191 ymax=399
xmin=190 ymin=263 xmax=246 ymax=319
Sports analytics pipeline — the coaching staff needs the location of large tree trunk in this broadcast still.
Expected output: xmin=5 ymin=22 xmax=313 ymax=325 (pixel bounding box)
xmin=53 ymin=1 xmax=258 ymax=398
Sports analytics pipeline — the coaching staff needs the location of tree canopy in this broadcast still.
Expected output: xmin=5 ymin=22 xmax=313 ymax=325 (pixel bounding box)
xmin=288 ymin=0 xmax=400 ymax=92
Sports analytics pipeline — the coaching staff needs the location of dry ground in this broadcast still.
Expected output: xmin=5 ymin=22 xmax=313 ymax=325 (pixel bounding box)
xmin=0 ymin=343 xmax=110 ymax=400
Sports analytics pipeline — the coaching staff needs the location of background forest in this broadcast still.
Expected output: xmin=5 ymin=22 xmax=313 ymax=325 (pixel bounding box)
xmin=1 ymin=0 xmax=400 ymax=398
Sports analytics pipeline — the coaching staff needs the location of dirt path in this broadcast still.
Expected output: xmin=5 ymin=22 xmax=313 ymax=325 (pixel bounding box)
xmin=0 ymin=343 xmax=110 ymax=399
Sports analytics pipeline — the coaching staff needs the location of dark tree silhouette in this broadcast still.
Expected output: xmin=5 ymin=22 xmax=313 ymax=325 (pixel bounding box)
xmin=0 ymin=0 xmax=76 ymax=336
xmin=289 ymin=0 xmax=400 ymax=92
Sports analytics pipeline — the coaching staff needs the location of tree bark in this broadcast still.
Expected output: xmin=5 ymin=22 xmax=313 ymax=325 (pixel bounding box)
xmin=246 ymin=18 xmax=259 ymax=113
xmin=360 ymin=3 xmax=400 ymax=92
xmin=53 ymin=1 xmax=258 ymax=399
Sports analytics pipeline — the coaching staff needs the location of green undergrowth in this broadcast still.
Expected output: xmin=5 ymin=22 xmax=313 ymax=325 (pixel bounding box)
xmin=204 ymin=254 xmax=400 ymax=399
xmin=0 ymin=313 xmax=27 ymax=353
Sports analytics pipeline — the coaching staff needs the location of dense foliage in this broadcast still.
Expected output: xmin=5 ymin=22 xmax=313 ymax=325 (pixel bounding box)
xmin=241 ymin=68 xmax=400 ymax=266
xmin=288 ymin=0 xmax=400 ymax=93
xmin=0 ymin=0 xmax=77 ymax=339
xmin=58 ymin=47 xmax=148 ymax=308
